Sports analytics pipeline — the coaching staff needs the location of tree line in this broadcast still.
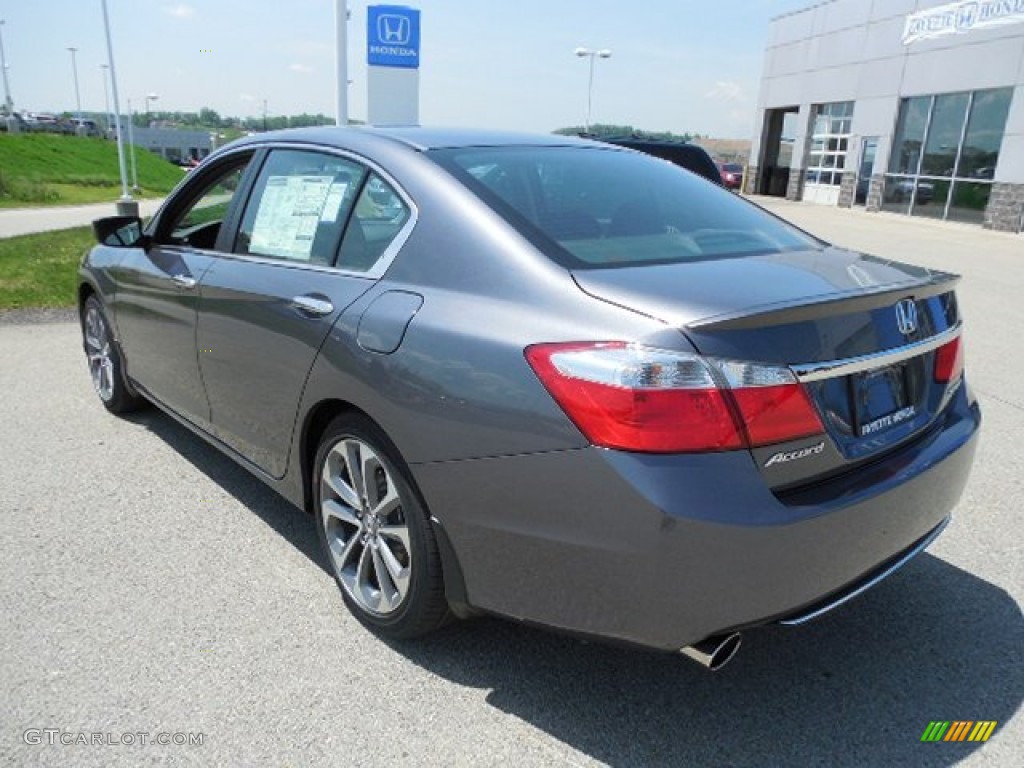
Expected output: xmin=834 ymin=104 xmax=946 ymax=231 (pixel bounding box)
xmin=554 ymin=124 xmax=701 ymax=142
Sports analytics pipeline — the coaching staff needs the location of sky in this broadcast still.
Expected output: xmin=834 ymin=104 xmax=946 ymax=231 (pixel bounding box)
xmin=0 ymin=0 xmax=814 ymax=138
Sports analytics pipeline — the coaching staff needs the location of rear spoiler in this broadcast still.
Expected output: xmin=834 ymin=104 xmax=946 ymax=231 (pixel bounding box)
xmin=685 ymin=272 xmax=960 ymax=332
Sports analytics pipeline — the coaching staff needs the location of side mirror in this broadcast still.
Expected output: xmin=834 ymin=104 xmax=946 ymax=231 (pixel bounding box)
xmin=92 ymin=216 xmax=146 ymax=248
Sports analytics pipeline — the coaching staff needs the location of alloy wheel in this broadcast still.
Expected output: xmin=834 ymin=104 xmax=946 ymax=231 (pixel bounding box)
xmin=83 ymin=304 xmax=115 ymax=402
xmin=320 ymin=438 xmax=412 ymax=617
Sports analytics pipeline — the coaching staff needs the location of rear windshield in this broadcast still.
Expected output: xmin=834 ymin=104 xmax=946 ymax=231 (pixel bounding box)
xmin=428 ymin=146 xmax=818 ymax=269
xmin=721 ymin=163 xmax=744 ymax=172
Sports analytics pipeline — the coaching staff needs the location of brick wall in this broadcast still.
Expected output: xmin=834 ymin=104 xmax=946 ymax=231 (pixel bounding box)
xmin=786 ymin=168 xmax=805 ymax=201
xmin=984 ymin=183 xmax=1024 ymax=233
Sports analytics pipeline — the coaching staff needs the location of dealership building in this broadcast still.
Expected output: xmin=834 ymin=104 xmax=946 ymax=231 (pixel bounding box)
xmin=749 ymin=0 xmax=1024 ymax=232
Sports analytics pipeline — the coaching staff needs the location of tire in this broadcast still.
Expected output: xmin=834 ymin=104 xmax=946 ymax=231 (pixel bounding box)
xmin=81 ymin=295 xmax=146 ymax=414
xmin=313 ymin=414 xmax=449 ymax=639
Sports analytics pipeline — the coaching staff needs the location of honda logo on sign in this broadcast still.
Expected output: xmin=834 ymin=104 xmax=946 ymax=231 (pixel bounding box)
xmin=378 ymin=14 xmax=411 ymax=45
xmin=896 ymin=299 xmax=918 ymax=336
xmin=367 ymin=6 xmax=421 ymax=69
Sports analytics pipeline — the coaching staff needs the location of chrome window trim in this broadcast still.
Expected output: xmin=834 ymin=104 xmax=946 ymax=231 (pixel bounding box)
xmin=174 ymin=141 xmax=419 ymax=280
xmin=791 ymin=323 xmax=961 ymax=383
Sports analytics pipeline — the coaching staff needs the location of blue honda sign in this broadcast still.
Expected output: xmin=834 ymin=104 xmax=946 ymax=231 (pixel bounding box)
xmin=367 ymin=5 xmax=420 ymax=69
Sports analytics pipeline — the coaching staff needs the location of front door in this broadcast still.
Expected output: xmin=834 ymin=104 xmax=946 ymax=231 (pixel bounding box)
xmin=112 ymin=155 xmax=255 ymax=427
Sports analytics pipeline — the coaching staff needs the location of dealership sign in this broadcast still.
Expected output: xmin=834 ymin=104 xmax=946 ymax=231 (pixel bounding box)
xmin=367 ymin=5 xmax=421 ymax=69
xmin=903 ymin=0 xmax=1024 ymax=44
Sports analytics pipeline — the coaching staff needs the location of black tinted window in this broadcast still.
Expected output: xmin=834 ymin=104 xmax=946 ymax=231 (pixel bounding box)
xmin=430 ymin=146 xmax=816 ymax=268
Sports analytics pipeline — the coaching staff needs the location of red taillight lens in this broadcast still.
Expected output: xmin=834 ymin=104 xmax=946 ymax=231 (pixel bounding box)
xmin=934 ymin=337 xmax=963 ymax=383
xmin=730 ymin=384 xmax=825 ymax=446
xmin=524 ymin=342 xmax=824 ymax=453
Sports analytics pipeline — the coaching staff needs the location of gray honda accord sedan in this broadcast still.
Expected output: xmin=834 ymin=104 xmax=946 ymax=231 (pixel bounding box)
xmin=79 ymin=126 xmax=979 ymax=670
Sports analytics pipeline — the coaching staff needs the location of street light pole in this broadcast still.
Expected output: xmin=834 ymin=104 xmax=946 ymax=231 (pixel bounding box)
xmin=574 ymin=47 xmax=612 ymax=134
xmin=67 ymin=46 xmax=82 ymax=127
xmin=100 ymin=0 xmax=134 ymax=211
xmin=126 ymin=97 xmax=138 ymax=191
xmin=100 ymin=64 xmax=111 ymax=136
xmin=0 ymin=20 xmax=14 ymax=114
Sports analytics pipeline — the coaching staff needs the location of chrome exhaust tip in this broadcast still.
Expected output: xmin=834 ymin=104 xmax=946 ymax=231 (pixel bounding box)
xmin=680 ymin=632 xmax=742 ymax=671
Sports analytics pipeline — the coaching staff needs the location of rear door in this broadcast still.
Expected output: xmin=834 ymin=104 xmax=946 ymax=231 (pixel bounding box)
xmin=112 ymin=153 xmax=256 ymax=428
xmin=196 ymin=147 xmax=414 ymax=478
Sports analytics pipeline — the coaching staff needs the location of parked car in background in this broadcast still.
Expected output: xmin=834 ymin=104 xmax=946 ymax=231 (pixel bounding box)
xmin=598 ymin=136 xmax=724 ymax=186
xmin=79 ymin=126 xmax=979 ymax=671
xmin=718 ymin=162 xmax=744 ymax=190
xmin=70 ymin=118 xmax=103 ymax=137
xmin=885 ymin=178 xmax=935 ymax=204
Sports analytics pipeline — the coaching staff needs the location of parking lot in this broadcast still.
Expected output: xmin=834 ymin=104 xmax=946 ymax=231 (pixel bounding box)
xmin=1 ymin=200 xmax=1021 ymax=767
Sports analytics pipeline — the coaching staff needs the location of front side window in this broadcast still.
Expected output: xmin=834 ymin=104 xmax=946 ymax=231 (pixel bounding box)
xmin=156 ymin=157 xmax=251 ymax=250
xmin=429 ymin=146 xmax=818 ymax=269
xmin=236 ymin=149 xmax=365 ymax=265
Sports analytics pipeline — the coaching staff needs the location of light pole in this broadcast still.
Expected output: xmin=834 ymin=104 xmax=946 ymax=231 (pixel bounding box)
xmin=100 ymin=0 xmax=133 ymax=211
xmin=0 ymin=20 xmax=14 ymax=114
xmin=126 ymin=98 xmax=139 ymax=191
xmin=574 ymin=47 xmax=612 ymax=134
xmin=100 ymin=64 xmax=111 ymax=136
xmin=262 ymin=98 xmax=268 ymax=132
xmin=67 ymin=46 xmax=82 ymax=127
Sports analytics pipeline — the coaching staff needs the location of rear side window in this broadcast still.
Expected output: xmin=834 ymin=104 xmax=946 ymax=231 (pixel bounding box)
xmin=337 ymin=174 xmax=411 ymax=272
xmin=235 ymin=149 xmax=365 ymax=265
xmin=429 ymin=146 xmax=818 ymax=268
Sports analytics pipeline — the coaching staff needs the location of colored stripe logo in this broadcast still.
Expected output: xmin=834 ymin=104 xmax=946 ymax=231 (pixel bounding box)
xmin=921 ymin=721 xmax=998 ymax=742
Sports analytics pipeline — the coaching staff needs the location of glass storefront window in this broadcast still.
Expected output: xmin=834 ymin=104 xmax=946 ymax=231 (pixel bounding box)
xmin=957 ymin=88 xmax=1013 ymax=180
xmin=920 ymin=93 xmax=969 ymax=177
xmin=946 ymin=182 xmax=991 ymax=224
xmin=889 ymin=96 xmax=930 ymax=175
xmin=884 ymin=87 xmax=1014 ymax=223
xmin=909 ymin=179 xmax=951 ymax=221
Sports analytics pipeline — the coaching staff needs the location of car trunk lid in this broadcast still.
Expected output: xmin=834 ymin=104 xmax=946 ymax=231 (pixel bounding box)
xmin=572 ymin=247 xmax=963 ymax=488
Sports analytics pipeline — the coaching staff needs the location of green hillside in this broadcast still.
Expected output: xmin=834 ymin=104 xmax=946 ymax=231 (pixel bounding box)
xmin=0 ymin=133 xmax=185 ymax=207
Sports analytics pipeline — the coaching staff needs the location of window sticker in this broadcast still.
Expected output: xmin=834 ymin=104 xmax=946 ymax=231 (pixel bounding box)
xmin=250 ymin=175 xmax=334 ymax=260
xmin=320 ymin=181 xmax=350 ymax=223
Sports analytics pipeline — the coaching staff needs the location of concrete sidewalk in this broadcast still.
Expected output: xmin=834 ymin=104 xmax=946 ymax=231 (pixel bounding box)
xmin=0 ymin=198 xmax=164 ymax=238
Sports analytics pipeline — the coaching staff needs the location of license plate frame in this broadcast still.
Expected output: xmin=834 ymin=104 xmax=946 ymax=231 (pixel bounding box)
xmin=851 ymin=364 xmax=913 ymax=438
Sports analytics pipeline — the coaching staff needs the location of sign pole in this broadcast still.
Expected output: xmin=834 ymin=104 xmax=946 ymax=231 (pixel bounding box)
xmin=336 ymin=0 xmax=348 ymax=126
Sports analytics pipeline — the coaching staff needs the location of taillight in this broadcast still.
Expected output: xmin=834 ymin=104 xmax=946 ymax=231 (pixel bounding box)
xmin=934 ymin=336 xmax=963 ymax=383
xmin=524 ymin=342 xmax=824 ymax=454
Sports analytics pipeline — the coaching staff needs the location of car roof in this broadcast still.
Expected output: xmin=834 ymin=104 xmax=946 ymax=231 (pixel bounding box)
xmin=228 ymin=125 xmax=599 ymax=153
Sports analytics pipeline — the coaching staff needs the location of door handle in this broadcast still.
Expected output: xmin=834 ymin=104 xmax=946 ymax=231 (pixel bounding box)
xmin=171 ymin=274 xmax=197 ymax=289
xmin=292 ymin=295 xmax=334 ymax=317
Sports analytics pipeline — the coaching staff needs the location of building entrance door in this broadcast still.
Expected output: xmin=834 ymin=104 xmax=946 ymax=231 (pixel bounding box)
xmin=855 ymin=137 xmax=879 ymax=207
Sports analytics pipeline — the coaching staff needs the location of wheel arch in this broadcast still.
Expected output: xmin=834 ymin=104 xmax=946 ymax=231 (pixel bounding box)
xmin=299 ymin=397 xmax=472 ymax=613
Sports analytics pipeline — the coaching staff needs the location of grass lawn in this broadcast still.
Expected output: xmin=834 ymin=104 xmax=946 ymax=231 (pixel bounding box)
xmin=0 ymin=133 xmax=185 ymax=207
xmin=0 ymin=226 xmax=94 ymax=309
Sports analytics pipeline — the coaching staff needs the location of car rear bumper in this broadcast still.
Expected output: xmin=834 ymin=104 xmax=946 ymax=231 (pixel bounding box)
xmin=412 ymin=388 xmax=980 ymax=651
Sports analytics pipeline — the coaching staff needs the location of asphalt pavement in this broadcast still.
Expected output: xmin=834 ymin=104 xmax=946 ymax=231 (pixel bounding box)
xmin=0 ymin=200 xmax=1020 ymax=767
xmin=0 ymin=198 xmax=165 ymax=238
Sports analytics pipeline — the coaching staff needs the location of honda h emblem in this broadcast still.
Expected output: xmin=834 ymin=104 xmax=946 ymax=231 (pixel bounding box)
xmin=895 ymin=298 xmax=917 ymax=336
xmin=378 ymin=14 xmax=411 ymax=45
